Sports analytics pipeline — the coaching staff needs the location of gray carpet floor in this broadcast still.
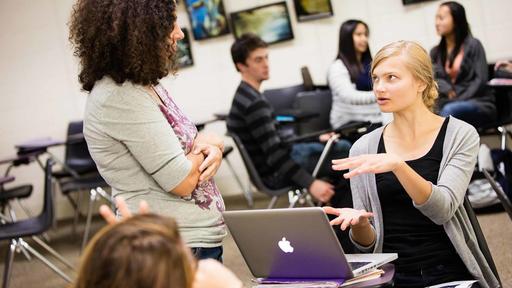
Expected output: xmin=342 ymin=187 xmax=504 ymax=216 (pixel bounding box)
xmin=0 ymin=193 xmax=510 ymax=288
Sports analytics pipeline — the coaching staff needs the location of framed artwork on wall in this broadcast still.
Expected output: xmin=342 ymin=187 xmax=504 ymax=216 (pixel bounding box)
xmin=184 ymin=0 xmax=230 ymax=40
xmin=402 ymin=0 xmax=435 ymax=5
xmin=177 ymin=28 xmax=194 ymax=68
xmin=293 ymin=0 xmax=333 ymax=22
xmin=230 ymin=2 xmax=294 ymax=45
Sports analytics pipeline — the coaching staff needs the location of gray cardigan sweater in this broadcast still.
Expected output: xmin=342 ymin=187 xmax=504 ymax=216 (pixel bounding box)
xmin=348 ymin=116 xmax=499 ymax=288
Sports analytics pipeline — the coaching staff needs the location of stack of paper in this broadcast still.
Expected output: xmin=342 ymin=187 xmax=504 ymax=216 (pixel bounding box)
xmin=252 ymin=269 xmax=384 ymax=288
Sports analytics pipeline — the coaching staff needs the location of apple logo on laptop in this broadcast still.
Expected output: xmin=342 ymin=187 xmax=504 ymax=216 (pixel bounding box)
xmin=278 ymin=237 xmax=294 ymax=253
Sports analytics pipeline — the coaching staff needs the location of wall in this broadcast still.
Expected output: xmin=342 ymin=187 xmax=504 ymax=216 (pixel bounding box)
xmin=1 ymin=0 xmax=511 ymax=219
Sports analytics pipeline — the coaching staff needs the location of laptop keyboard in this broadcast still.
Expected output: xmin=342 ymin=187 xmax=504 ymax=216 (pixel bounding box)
xmin=349 ymin=261 xmax=372 ymax=270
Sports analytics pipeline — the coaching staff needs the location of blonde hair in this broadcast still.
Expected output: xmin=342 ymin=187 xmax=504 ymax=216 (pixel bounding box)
xmin=73 ymin=214 xmax=195 ymax=288
xmin=371 ymin=41 xmax=439 ymax=111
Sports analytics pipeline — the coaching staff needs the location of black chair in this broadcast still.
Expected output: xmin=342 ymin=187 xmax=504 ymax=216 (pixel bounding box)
xmin=301 ymin=66 xmax=314 ymax=91
xmin=482 ymin=169 xmax=512 ymax=221
xmin=262 ymin=84 xmax=307 ymax=113
xmin=195 ymin=118 xmax=254 ymax=207
xmin=52 ymin=121 xmax=108 ymax=235
xmin=0 ymin=159 xmax=73 ymax=287
xmin=222 ymin=145 xmax=254 ymax=207
xmin=463 ymin=195 xmax=502 ymax=286
xmin=294 ymin=89 xmax=333 ymax=135
xmin=478 ymin=66 xmax=512 ymax=149
xmin=228 ymin=133 xmax=313 ymax=209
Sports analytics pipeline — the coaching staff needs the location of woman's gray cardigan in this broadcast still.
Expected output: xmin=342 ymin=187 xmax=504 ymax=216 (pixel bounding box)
xmin=348 ymin=116 xmax=500 ymax=288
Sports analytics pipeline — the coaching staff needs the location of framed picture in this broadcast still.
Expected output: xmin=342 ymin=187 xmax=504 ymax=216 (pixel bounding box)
xmin=184 ymin=0 xmax=230 ymax=40
xmin=293 ymin=0 xmax=333 ymax=22
xmin=402 ymin=0 xmax=435 ymax=5
xmin=177 ymin=28 xmax=194 ymax=68
xmin=230 ymin=2 xmax=294 ymax=45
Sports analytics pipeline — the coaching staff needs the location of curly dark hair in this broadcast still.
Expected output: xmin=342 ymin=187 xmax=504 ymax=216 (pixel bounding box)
xmin=69 ymin=0 xmax=178 ymax=92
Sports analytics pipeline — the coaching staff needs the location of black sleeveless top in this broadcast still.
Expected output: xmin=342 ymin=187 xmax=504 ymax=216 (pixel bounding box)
xmin=376 ymin=118 xmax=471 ymax=281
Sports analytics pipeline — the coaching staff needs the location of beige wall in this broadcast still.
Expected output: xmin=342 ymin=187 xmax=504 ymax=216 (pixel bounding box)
xmin=1 ymin=0 xmax=511 ymax=219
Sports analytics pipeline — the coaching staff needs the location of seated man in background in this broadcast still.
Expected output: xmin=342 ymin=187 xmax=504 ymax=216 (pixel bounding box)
xmin=495 ymin=60 xmax=512 ymax=78
xmin=226 ymin=34 xmax=353 ymax=251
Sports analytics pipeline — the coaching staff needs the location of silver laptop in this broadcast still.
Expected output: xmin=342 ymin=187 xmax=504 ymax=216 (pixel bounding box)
xmin=223 ymin=207 xmax=397 ymax=281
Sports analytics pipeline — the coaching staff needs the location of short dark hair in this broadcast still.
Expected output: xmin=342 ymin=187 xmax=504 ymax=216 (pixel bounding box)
xmin=69 ymin=0 xmax=178 ymax=92
xmin=230 ymin=33 xmax=268 ymax=71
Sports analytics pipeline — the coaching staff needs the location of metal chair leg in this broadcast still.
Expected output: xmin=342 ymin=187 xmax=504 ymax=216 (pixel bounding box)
xmin=224 ymin=157 xmax=254 ymax=207
xmin=72 ymin=191 xmax=83 ymax=236
xmin=32 ymin=236 xmax=75 ymax=270
xmin=267 ymin=196 xmax=279 ymax=209
xmin=2 ymin=240 xmax=16 ymax=288
xmin=81 ymin=189 xmax=97 ymax=253
xmin=20 ymin=239 xmax=72 ymax=283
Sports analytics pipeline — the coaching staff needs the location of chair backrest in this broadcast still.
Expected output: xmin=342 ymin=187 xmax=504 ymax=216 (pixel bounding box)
xmin=262 ymin=84 xmax=306 ymax=113
xmin=65 ymin=121 xmax=97 ymax=174
xmin=463 ymin=196 xmax=502 ymax=285
xmin=228 ymin=133 xmax=291 ymax=197
xmin=301 ymin=66 xmax=314 ymax=91
xmin=294 ymin=89 xmax=333 ymax=134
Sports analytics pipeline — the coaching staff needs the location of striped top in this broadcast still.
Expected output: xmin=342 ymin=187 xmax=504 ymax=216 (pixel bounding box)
xmin=226 ymin=81 xmax=315 ymax=189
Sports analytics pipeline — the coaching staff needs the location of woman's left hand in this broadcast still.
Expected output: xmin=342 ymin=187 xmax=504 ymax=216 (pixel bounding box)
xmin=193 ymin=144 xmax=223 ymax=184
xmin=332 ymin=153 xmax=404 ymax=178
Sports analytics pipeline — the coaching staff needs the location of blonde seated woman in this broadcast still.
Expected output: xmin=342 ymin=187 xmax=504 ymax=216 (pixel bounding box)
xmin=324 ymin=41 xmax=499 ymax=288
xmin=73 ymin=199 xmax=242 ymax=288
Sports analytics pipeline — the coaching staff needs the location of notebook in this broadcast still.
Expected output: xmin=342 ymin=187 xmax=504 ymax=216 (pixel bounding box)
xmin=223 ymin=207 xmax=397 ymax=283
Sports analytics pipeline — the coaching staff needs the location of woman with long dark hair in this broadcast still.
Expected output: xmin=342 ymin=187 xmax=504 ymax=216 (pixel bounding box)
xmin=431 ymin=1 xmax=496 ymax=128
xmin=69 ymin=0 xmax=226 ymax=261
xmin=328 ymin=20 xmax=384 ymax=129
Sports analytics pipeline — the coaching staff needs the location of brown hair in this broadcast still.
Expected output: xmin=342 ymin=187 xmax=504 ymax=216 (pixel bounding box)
xmin=69 ymin=0 xmax=178 ymax=92
xmin=73 ymin=214 xmax=195 ymax=288
xmin=371 ymin=41 xmax=439 ymax=111
xmin=230 ymin=33 xmax=268 ymax=72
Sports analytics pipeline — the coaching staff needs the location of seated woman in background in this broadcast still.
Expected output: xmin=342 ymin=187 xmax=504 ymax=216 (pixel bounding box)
xmin=431 ymin=1 xmax=496 ymax=128
xmin=69 ymin=0 xmax=226 ymax=260
xmin=328 ymin=20 xmax=385 ymax=129
xmin=325 ymin=41 xmax=499 ymax=287
xmin=73 ymin=199 xmax=242 ymax=288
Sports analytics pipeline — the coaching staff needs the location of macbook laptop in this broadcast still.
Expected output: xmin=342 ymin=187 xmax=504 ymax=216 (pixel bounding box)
xmin=223 ymin=207 xmax=397 ymax=281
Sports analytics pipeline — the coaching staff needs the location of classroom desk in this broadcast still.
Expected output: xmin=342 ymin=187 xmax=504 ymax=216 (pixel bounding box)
xmin=0 ymin=176 xmax=15 ymax=186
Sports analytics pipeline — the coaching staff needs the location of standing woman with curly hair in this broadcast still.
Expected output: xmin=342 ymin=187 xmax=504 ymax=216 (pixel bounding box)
xmin=69 ymin=0 xmax=226 ymax=261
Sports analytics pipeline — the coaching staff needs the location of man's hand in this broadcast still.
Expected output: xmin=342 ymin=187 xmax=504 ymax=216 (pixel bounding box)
xmin=308 ymin=179 xmax=335 ymax=203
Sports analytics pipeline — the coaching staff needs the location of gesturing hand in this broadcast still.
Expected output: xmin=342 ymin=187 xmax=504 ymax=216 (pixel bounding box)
xmin=331 ymin=153 xmax=403 ymax=179
xmin=193 ymin=143 xmax=223 ymax=184
xmin=323 ymin=206 xmax=373 ymax=231
xmin=99 ymin=197 xmax=149 ymax=224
